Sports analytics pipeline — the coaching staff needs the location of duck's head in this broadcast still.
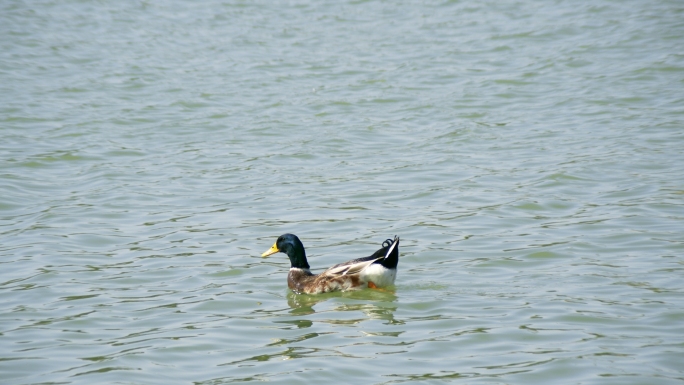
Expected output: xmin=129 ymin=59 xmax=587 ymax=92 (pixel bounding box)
xmin=261 ymin=233 xmax=309 ymax=269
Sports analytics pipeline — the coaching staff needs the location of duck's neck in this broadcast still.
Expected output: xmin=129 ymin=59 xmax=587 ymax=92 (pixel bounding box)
xmin=285 ymin=243 xmax=310 ymax=269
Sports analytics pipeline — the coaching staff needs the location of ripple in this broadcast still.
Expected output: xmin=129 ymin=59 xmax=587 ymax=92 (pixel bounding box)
xmin=1 ymin=0 xmax=684 ymax=384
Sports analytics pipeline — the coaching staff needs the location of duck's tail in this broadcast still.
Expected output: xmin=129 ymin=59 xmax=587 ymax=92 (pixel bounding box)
xmin=378 ymin=235 xmax=399 ymax=269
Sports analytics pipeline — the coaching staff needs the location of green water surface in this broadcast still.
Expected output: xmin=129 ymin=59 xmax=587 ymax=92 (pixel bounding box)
xmin=1 ymin=1 xmax=683 ymax=384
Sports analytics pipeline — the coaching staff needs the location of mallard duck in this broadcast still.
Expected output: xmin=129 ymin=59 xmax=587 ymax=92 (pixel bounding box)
xmin=261 ymin=234 xmax=400 ymax=294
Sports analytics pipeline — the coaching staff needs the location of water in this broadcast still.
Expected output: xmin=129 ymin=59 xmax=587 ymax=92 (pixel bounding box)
xmin=2 ymin=0 xmax=684 ymax=384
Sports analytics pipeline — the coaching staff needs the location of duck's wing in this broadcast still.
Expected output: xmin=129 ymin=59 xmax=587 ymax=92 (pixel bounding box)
xmin=319 ymin=236 xmax=400 ymax=277
xmin=320 ymin=255 xmax=383 ymax=277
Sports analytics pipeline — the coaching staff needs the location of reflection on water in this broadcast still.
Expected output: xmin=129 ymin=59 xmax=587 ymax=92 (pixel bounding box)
xmin=219 ymin=291 xmax=403 ymax=369
xmin=286 ymin=288 xmax=397 ymax=311
xmin=285 ymin=291 xmax=329 ymax=315
xmin=273 ymin=319 xmax=314 ymax=329
xmin=286 ymin=290 xmax=399 ymax=324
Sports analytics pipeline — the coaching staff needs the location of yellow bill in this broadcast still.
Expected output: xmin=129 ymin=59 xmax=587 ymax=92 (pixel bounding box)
xmin=261 ymin=242 xmax=279 ymax=257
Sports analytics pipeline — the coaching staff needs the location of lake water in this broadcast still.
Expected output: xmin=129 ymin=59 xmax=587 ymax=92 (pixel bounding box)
xmin=1 ymin=1 xmax=683 ymax=384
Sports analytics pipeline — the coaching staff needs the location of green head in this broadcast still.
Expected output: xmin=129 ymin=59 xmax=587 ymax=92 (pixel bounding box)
xmin=261 ymin=233 xmax=309 ymax=269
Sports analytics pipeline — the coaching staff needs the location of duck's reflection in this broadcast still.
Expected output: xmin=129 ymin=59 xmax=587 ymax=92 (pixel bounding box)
xmin=284 ymin=288 xmax=402 ymax=325
xmin=238 ymin=289 xmax=404 ymax=368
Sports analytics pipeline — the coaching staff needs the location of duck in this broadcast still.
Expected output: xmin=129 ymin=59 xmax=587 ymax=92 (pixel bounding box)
xmin=261 ymin=234 xmax=400 ymax=294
